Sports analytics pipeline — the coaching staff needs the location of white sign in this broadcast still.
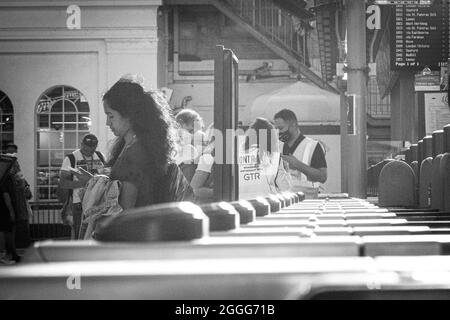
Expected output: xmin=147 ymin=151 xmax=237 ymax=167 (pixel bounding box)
xmin=238 ymin=147 xmax=280 ymax=200
xmin=415 ymin=72 xmax=441 ymax=92
xmin=424 ymin=92 xmax=450 ymax=134
xmin=368 ymin=63 xmax=377 ymax=76
xmin=336 ymin=63 xmax=345 ymax=77
xmin=346 ymin=94 xmax=356 ymax=135
xmin=160 ymin=87 xmax=174 ymax=102
xmin=64 ymin=90 xmax=80 ymax=100
xmin=37 ymin=100 xmax=52 ymax=114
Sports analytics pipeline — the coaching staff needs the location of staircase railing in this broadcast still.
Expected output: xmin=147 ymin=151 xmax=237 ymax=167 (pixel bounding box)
xmin=224 ymin=0 xmax=322 ymax=78
xmin=367 ymin=76 xmax=391 ymax=119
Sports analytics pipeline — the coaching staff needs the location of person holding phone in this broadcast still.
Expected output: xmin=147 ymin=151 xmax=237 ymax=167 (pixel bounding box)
xmin=273 ymin=109 xmax=327 ymax=199
xmin=58 ymin=134 xmax=106 ymax=239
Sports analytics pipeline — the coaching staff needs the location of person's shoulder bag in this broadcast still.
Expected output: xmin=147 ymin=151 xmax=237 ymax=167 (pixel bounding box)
xmin=155 ymin=162 xmax=194 ymax=203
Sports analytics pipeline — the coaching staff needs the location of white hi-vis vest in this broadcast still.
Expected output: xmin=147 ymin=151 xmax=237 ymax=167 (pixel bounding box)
xmin=286 ymin=136 xmax=321 ymax=198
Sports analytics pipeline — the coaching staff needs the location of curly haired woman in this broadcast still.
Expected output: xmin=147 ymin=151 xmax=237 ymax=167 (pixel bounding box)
xmin=99 ymin=77 xmax=189 ymax=209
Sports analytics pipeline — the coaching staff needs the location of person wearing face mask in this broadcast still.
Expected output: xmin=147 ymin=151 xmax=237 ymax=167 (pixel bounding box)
xmin=274 ymin=109 xmax=327 ymax=198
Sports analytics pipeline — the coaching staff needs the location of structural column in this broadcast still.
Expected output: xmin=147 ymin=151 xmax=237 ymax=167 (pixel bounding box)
xmin=346 ymin=0 xmax=367 ymax=197
xmin=391 ymin=71 xmax=416 ymax=143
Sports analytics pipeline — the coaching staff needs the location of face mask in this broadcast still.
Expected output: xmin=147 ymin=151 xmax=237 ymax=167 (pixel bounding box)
xmin=279 ymin=130 xmax=290 ymax=143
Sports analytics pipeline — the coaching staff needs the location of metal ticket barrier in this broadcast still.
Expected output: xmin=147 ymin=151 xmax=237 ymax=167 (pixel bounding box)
xmin=302 ymin=256 xmax=450 ymax=300
xmin=379 ymin=123 xmax=450 ymax=211
xmin=3 ymin=255 xmax=450 ymax=299
xmin=20 ymin=193 xmax=450 ymax=265
xmin=4 ymin=193 xmax=450 ymax=300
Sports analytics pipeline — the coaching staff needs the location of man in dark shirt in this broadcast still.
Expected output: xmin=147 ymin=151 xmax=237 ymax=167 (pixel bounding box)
xmin=274 ymin=109 xmax=327 ymax=197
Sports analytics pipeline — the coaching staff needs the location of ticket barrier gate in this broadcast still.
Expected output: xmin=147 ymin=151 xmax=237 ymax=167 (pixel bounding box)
xmin=3 ymin=192 xmax=450 ymax=299
xmin=2 ymin=256 xmax=450 ymax=299
xmin=20 ymin=193 xmax=450 ymax=264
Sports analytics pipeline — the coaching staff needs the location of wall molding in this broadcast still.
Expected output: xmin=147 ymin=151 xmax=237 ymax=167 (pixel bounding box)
xmin=0 ymin=1 xmax=161 ymax=7
xmin=105 ymin=38 xmax=158 ymax=55
xmin=0 ymin=27 xmax=158 ymax=40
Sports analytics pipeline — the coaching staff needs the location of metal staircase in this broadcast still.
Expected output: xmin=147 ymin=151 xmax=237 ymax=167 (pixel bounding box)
xmin=211 ymin=0 xmax=338 ymax=93
xmin=314 ymin=4 xmax=339 ymax=83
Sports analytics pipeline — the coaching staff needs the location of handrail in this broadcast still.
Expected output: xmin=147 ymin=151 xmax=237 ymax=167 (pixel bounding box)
xmin=28 ymin=201 xmax=70 ymax=240
xmin=224 ymin=0 xmax=322 ymax=77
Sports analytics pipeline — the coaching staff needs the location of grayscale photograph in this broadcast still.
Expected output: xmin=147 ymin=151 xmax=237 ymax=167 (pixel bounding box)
xmin=0 ymin=0 xmax=450 ymax=307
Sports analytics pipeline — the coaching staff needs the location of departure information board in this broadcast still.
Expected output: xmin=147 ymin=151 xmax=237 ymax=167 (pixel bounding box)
xmin=391 ymin=1 xmax=449 ymax=70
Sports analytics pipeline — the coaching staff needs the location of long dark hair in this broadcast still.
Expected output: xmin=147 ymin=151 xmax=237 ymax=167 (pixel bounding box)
xmin=103 ymin=80 xmax=176 ymax=178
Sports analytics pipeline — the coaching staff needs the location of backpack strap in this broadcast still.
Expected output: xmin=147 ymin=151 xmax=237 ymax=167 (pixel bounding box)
xmin=95 ymin=151 xmax=106 ymax=165
xmin=66 ymin=153 xmax=76 ymax=198
xmin=67 ymin=153 xmax=76 ymax=168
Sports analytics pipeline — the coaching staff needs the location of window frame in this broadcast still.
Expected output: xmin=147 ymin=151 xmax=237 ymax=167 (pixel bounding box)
xmin=0 ymin=91 xmax=14 ymax=153
xmin=35 ymin=85 xmax=91 ymax=202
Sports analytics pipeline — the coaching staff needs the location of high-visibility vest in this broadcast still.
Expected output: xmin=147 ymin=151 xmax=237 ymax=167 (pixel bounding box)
xmin=287 ymin=136 xmax=320 ymax=197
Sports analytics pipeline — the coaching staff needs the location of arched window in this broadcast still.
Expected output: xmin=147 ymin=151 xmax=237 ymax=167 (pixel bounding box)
xmin=0 ymin=91 xmax=14 ymax=152
xmin=36 ymin=86 xmax=91 ymax=202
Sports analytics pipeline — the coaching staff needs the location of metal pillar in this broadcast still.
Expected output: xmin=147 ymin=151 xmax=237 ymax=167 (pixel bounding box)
xmin=346 ymin=0 xmax=367 ymax=197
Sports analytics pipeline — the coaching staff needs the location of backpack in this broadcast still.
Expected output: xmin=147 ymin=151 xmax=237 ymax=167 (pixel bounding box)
xmin=56 ymin=151 xmax=105 ymax=203
xmin=154 ymin=162 xmax=194 ymax=203
xmin=178 ymin=162 xmax=197 ymax=183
